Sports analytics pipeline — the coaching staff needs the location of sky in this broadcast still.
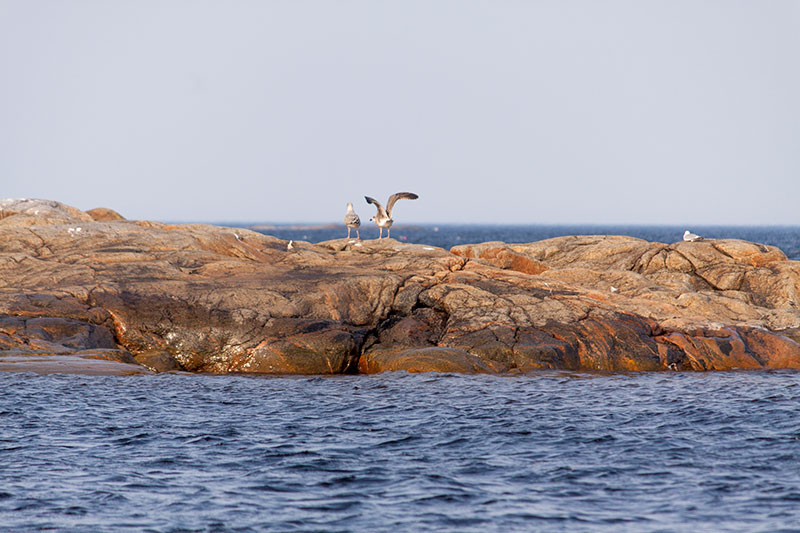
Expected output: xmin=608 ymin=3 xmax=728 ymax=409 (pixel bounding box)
xmin=1 ymin=1 xmax=798 ymax=225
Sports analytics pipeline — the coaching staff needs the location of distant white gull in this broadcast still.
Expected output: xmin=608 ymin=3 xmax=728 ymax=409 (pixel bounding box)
xmin=344 ymin=202 xmax=361 ymax=240
xmin=683 ymin=230 xmax=703 ymax=242
xmin=365 ymin=192 xmax=418 ymax=239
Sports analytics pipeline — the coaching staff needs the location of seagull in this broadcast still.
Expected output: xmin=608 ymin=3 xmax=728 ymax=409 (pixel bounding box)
xmin=344 ymin=202 xmax=361 ymax=240
xmin=364 ymin=192 xmax=418 ymax=239
xmin=287 ymin=240 xmax=294 ymax=250
xmin=683 ymin=230 xmax=703 ymax=242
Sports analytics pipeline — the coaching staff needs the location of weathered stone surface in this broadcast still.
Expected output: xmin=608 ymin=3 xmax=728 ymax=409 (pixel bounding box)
xmin=0 ymin=355 xmax=152 ymax=376
xmin=450 ymin=242 xmax=549 ymax=275
xmin=224 ymin=318 xmax=363 ymax=374
xmin=0 ymin=198 xmax=93 ymax=224
xmin=360 ymin=347 xmax=494 ymax=374
xmin=0 ymin=316 xmax=117 ymax=354
xmin=86 ymin=207 xmax=125 ymax=221
xmin=133 ymin=352 xmax=183 ymax=373
xmin=79 ymin=348 xmax=137 ymax=365
xmin=1 ymin=199 xmax=800 ymax=374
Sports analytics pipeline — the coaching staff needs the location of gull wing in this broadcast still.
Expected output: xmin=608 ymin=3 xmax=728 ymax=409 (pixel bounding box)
xmin=365 ymin=196 xmax=388 ymax=219
xmin=385 ymin=192 xmax=418 ymax=217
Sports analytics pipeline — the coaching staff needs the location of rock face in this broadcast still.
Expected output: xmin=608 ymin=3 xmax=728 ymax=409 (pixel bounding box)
xmin=1 ymin=198 xmax=799 ymax=375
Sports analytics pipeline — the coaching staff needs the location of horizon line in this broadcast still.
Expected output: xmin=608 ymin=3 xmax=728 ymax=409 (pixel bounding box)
xmin=164 ymin=220 xmax=800 ymax=228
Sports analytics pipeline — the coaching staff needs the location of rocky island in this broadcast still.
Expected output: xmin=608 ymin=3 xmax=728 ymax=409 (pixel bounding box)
xmin=1 ymin=199 xmax=799 ymax=375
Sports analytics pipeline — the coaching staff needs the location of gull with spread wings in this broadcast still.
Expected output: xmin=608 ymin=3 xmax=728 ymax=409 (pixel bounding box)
xmin=364 ymin=192 xmax=418 ymax=239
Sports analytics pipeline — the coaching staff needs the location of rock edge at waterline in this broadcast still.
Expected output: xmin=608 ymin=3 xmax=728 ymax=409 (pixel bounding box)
xmin=2 ymin=199 xmax=799 ymax=375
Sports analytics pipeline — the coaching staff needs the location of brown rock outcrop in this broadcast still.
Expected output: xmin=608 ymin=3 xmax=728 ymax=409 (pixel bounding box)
xmin=449 ymin=242 xmax=549 ymax=275
xmin=1 ymin=199 xmax=800 ymax=375
xmin=86 ymin=207 xmax=126 ymax=221
xmin=359 ymin=347 xmax=494 ymax=374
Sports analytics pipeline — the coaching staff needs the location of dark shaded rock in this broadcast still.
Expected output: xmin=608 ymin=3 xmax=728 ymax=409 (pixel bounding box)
xmin=78 ymin=348 xmax=138 ymax=364
xmin=541 ymin=314 xmax=663 ymax=372
xmin=359 ymin=347 xmax=494 ymax=374
xmin=225 ymin=319 xmax=363 ymax=374
xmin=133 ymin=352 xmax=183 ymax=373
xmin=0 ymin=316 xmax=118 ymax=355
xmin=23 ymin=317 xmax=117 ymax=350
xmin=373 ymin=308 xmax=447 ymax=348
xmin=512 ymin=328 xmax=579 ymax=371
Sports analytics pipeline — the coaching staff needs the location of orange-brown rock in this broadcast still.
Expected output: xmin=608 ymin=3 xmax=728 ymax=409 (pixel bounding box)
xmin=360 ymin=347 xmax=494 ymax=374
xmin=86 ymin=207 xmax=126 ymax=221
xmin=451 ymin=242 xmax=549 ymax=275
xmin=2 ymin=199 xmax=800 ymax=375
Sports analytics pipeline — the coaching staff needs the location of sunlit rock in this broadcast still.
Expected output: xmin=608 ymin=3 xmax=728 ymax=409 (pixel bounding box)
xmin=1 ymin=200 xmax=799 ymax=374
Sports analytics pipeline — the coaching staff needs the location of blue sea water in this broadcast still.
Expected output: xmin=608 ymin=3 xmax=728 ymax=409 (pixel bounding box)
xmin=242 ymin=223 xmax=800 ymax=261
xmin=2 ymin=372 xmax=800 ymax=532
xmin=2 ymin=225 xmax=800 ymax=532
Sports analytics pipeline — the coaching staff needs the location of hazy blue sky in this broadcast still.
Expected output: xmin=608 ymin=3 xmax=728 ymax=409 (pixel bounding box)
xmin=2 ymin=1 xmax=798 ymax=224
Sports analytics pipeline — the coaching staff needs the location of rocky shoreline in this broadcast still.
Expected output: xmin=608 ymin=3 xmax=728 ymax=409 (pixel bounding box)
xmin=2 ymin=199 xmax=799 ymax=376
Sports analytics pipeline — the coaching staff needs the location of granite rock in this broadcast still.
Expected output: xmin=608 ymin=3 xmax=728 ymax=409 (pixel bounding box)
xmin=2 ymin=199 xmax=799 ymax=374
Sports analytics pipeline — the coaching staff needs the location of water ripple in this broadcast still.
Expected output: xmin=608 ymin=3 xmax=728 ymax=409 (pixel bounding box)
xmin=2 ymin=371 xmax=800 ymax=531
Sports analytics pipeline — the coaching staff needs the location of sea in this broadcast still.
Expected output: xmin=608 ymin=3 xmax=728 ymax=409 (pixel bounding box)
xmin=242 ymin=224 xmax=800 ymax=262
xmin=2 ymin=225 xmax=800 ymax=532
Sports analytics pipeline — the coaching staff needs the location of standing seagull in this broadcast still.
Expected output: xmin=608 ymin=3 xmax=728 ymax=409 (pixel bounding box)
xmin=365 ymin=192 xmax=418 ymax=239
xmin=683 ymin=230 xmax=703 ymax=242
xmin=344 ymin=202 xmax=361 ymax=240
